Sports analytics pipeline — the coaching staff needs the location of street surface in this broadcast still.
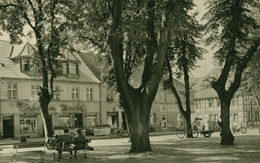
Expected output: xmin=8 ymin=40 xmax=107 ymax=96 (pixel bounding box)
xmin=0 ymin=129 xmax=259 ymax=163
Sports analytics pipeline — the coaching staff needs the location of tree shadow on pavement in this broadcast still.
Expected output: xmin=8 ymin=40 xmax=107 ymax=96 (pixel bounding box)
xmin=1 ymin=135 xmax=260 ymax=163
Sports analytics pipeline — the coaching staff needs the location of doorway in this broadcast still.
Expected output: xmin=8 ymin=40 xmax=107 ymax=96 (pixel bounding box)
xmin=3 ymin=116 xmax=14 ymax=138
xmin=75 ymin=114 xmax=83 ymax=128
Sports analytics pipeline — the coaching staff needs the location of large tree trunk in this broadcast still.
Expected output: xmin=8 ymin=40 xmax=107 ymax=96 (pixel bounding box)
xmin=220 ymin=99 xmax=234 ymax=145
xmin=185 ymin=112 xmax=193 ymax=138
xmin=127 ymin=96 xmax=151 ymax=153
xmin=36 ymin=34 xmax=53 ymax=139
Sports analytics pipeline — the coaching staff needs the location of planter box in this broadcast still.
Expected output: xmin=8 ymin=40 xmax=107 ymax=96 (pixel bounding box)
xmin=94 ymin=127 xmax=110 ymax=136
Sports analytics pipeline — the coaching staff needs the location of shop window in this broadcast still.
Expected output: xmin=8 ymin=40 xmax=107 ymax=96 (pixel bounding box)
xmin=86 ymin=116 xmax=96 ymax=127
xmin=106 ymin=88 xmax=114 ymax=101
xmin=72 ymin=87 xmax=79 ymax=100
xmin=86 ymin=87 xmax=93 ymax=101
xmin=59 ymin=115 xmax=70 ymax=127
xmin=20 ymin=116 xmax=37 ymax=134
xmin=161 ymin=113 xmax=167 ymax=129
xmin=31 ymin=84 xmax=40 ymax=98
xmin=8 ymin=83 xmax=17 ymax=99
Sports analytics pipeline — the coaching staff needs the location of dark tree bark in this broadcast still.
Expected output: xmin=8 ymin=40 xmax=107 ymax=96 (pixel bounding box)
xmin=108 ymin=0 xmax=172 ymax=153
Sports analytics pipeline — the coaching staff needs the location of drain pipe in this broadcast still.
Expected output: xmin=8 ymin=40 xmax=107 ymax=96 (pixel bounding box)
xmin=99 ymin=83 xmax=102 ymax=125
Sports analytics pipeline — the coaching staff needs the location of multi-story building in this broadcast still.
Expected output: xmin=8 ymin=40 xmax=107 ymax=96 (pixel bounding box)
xmin=0 ymin=40 xmax=101 ymax=138
xmin=192 ymin=77 xmax=259 ymax=131
xmin=0 ymin=40 xmax=192 ymax=138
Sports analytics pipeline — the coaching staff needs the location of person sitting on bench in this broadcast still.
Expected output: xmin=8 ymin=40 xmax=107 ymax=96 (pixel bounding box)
xmin=55 ymin=129 xmax=73 ymax=160
xmin=70 ymin=129 xmax=86 ymax=158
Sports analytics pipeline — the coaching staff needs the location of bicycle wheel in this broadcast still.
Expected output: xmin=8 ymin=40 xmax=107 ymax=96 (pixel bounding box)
xmin=192 ymin=129 xmax=199 ymax=138
xmin=109 ymin=130 xmax=115 ymax=137
xmin=176 ymin=129 xmax=185 ymax=138
xmin=45 ymin=138 xmax=56 ymax=150
xmin=240 ymin=127 xmax=247 ymax=134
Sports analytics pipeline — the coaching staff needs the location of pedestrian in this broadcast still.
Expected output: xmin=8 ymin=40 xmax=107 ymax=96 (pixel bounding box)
xmin=55 ymin=128 xmax=73 ymax=160
xmin=70 ymin=129 xmax=86 ymax=158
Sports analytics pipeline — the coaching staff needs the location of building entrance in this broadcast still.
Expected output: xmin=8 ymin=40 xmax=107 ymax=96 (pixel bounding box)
xmin=3 ymin=116 xmax=14 ymax=138
xmin=75 ymin=114 xmax=83 ymax=128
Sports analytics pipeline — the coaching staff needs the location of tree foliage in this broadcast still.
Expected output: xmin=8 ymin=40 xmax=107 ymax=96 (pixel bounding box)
xmin=203 ymin=0 xmax=260 ymax=145
xmin=164 ymin=0 xmax=204 ymax=138
xmin=0 ymin=0 xmax=73 ymax=139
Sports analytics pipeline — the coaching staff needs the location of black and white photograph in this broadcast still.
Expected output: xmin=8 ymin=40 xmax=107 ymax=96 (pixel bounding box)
xmin=0 ymin=0 xmax=260 ymax=162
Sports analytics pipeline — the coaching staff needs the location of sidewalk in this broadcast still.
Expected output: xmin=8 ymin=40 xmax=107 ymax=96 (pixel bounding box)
xmin=1 ymin=133 xmax=260 ymax=163
xmin=0 ymin=131 xmax=176 ymax=146
xmin=1 ymin=128 xmax=258 ymax=147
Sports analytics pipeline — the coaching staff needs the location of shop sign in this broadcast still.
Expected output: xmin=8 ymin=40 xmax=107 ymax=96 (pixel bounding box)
xmin=161 ymin=106 xmax=168 ymax=112
xmin=17 ymin=101 xmax=40 ymax=113
xmin=60 ymin=103 xmax=86 ymax=112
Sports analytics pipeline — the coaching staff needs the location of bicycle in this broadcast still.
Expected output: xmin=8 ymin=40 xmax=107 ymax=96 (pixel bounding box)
xmin=232 ymin=126 xmax=247 ymax=134
xmin=176 ymin=126 xmax=214 ymax=138
xmin=176 ymin=127 xmax=199 ymax=138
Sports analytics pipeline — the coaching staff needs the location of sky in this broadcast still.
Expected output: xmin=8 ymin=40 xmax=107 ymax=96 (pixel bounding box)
xmin=0 ymin=0 xmax=215 ymax=78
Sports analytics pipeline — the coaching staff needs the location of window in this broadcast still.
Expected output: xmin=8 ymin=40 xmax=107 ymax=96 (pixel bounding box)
xmin=53 ymin=85 xmax=60 ymax=100
xmin=62 ymin=62 xmax=68 ymax=75
xmin=150 ymin=113 xmax=156 ymax=125
xmin=59 ymin=115 xmax=70 ymax=127
xmin=233 ymin=113 xmax=238 ymax=122
xmin=21 ymin=59 xmax=29 ymax=72
xmin=209 ymin=114 xmax=216 ymax=121
xmin=8 ymin=83 xmax=17 ymax=99
xmin=86 ymin=88 xmax=93 ymax=101
xmin=86 ymin=116 xmax=96 ymax=127
xmin=208 ymin=99 xmax=214 ymax=108
xmin=161 ymin=113 xmax=167 ymax=129
xmin=69 ymin=63 xmax=77 ymax=75
xmin=20 ymin=116 xmax=37 ymax=134
xmin=195 ymin=100 xmax=201 ymax=109
xmin=214 ymin=114 xmax=219 ymax=121
xmin=217 ymin=99 xmax=220 ymax=107
xmin=106 ymin=88 xmax=114 ymax=101
xmin=160 ymin=92 xmax=166 ymax=103
xmin=31 ymin=85 xmax=40 ymax=98
xmin=72 ymin=87 xmax=79 ymax=100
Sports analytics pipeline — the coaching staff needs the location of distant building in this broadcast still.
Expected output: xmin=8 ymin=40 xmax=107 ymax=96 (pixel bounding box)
xmin=192 ymin=74 xmax=260 ymax=131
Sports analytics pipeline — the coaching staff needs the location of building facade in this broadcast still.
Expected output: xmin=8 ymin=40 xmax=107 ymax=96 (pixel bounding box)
xmin=193 ymin=86 xmax=260 ymax=131
xmin=0 ymin=40 xmax=191 ymax=138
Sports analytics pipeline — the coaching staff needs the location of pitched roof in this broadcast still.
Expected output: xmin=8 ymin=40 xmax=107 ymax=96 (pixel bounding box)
xmin=194 ymin=88 xmax=218 ymax=99
xmin=0 ymin=40 xmax=100 ymax=83
xmin=78 ymin=52 xmax=104 ymax=80
xmin=10 ymin=42 xmax=36 ymax=59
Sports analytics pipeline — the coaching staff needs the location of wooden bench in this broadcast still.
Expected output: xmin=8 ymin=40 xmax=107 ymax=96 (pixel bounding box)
xmin=45 ymin=138 xmax=92 ymax=160
xmin=13 ymin=142 xmax=45 ymax=163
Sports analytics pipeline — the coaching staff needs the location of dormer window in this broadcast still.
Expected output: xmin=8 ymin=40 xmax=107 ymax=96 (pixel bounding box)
xmin=69 ymin=63 xmax=77 ymax=75
xmin=60 ymin=61 xmax=79 ymax=78
xmin=62 ymin=62 xmax=68 ymax=75
xmin=21 ymin=59 xmax=29 ymax=72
